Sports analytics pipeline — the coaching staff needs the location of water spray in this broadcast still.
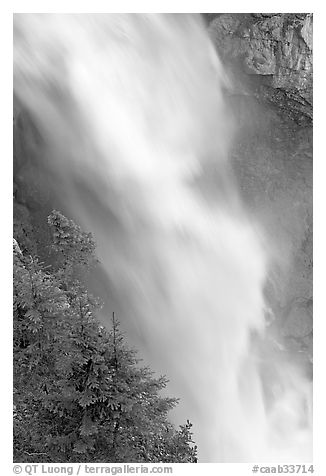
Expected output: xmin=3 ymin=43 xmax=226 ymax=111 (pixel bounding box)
xmin=13 ymin=13 xmax=312 ymax=462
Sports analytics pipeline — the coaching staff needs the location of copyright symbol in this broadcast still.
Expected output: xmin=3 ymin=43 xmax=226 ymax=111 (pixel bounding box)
xmin=13 ymin=466 xmax=22 ymax=474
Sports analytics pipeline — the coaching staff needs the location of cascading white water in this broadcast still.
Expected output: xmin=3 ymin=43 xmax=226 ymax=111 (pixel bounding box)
xmin=13 ymin=13 xmax=312 ymax=462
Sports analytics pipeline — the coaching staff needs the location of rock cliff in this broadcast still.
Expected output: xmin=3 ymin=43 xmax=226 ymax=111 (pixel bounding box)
xmin=208 ymin=13 xmax=312 ymax=124
xmin=206 ymin=13 xmax=313 ymax=359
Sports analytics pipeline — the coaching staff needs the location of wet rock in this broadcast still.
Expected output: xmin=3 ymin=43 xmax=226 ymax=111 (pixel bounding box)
xmin=230 ymin=96 xmax=312 ymax=357
xmin=13 ymin=201 xmax=36 ymax=254
xmin=208 ymin=13 xmax=313 ymax=124
xmin=282 ymin=302 xmax=313 ymax=339
xmin=14 ymin=105 xmax=51 ymax=210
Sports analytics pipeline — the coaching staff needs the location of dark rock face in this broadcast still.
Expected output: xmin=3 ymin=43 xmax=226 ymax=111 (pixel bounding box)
xmin=209 ymin=9 xmax=313 ymax=362
xmin=229 ymin=99 xmax=312 ymax=359
xmin=13 ymin=105 xmax=54 ymax=258
xmin=208 ymin=13 xmax=313 ymax=124
xmin=205 ymin=13 xmax=313 ymax=360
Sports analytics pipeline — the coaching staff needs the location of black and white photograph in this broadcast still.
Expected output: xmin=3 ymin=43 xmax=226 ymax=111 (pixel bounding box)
xmin=12 ymin=10 xmax=314 ymax=468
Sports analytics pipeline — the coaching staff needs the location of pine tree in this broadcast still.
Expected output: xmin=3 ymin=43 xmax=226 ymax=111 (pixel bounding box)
xmin=13 ymin=210 xmax=197 ymax=463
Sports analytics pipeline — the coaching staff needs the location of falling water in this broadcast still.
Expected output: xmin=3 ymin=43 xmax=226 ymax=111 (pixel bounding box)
xmin=13 ymin=13 xmax=312 ymax=462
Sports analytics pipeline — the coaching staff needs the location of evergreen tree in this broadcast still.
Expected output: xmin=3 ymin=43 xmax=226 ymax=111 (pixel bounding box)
xmin=13 ymin=211 xmax=197 ymax=463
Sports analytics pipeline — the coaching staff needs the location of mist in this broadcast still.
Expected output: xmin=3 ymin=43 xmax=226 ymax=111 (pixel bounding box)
xmin=13 ymin=13 xmax=312 ymax=462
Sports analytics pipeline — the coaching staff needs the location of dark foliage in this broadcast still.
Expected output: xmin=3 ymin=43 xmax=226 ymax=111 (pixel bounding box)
xmin=13 ymin=211 xmax=197 ymax=463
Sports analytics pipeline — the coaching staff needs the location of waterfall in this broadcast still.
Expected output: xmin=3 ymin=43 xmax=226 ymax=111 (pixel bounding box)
xmin=13 ymin=13 xmax=312 ymax=462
